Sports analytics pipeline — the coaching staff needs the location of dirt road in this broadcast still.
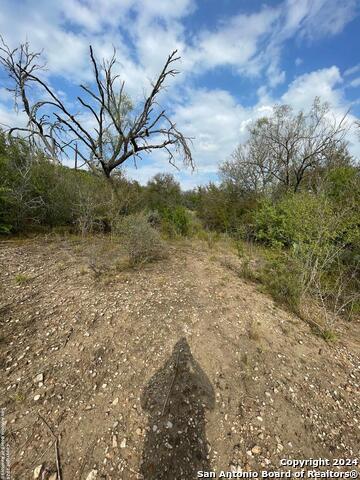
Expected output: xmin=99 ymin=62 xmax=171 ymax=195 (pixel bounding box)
xmin=0 ymin=237 xmax=359 ymax=479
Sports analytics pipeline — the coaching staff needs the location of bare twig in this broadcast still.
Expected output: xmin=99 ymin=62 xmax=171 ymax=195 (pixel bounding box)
xmin=38 ymin=414 xmax=63 ymax=480
xmin=63 ymin=326 xmax=74 ymax=348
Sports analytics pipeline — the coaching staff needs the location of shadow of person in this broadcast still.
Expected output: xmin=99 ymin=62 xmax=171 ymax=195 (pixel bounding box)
xmin=140 ymin=337 xmax=215 ymax=479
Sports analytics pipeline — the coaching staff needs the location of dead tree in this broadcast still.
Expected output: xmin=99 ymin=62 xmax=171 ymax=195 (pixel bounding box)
xmin=0 ymin=39 xmax=60 ymax=159
xmin=0 ymin=36 xmax=193 ymax=177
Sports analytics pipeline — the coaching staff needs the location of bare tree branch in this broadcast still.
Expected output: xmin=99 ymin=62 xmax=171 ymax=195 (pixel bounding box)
xmin=0 ymin=38 xmax=194 ymax=178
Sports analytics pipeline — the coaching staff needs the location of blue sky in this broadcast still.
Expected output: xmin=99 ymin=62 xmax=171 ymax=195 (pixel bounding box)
xmin=0 ymin=0 xmax=360 ymax=189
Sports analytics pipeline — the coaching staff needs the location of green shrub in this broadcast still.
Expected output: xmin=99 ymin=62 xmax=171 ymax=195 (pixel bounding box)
xmin=259 ymin=252 xmax=303 ymax=313
xmin=322 ymin=329 xmax=338 ymax=342
xmin=235 ymin=240 xmax=245 ymax=258
xmin=325 ymin=166 xmax=360 ymax=203
xmin=0 ymin=130 xmax=144 ymax=233
xmin=254 ymin=193 xmax=335 ymax=248
xmin=145 ymin=173 xmax=182 ymax=211
xmin=161 ymin=206 xmax=191 ymax=237
xmin=14 ymin=273 xmax=30 ymax=285
xmin=119 ymin=213 xmax=166 ymax=265
xmin=240 ymin=257 xmax=258 ymax=282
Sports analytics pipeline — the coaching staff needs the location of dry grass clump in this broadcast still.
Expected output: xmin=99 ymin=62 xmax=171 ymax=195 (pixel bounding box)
xmin=118 ymin=213 xmax=167 ymax=266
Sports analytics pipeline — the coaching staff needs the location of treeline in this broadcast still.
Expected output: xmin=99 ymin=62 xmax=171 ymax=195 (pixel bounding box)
xmin=0 ymin=130 xmax=194 ymax=237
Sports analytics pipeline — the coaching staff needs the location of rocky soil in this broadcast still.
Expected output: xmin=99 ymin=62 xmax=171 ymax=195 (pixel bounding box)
xmin=0 ymin=236 xmax=359 ymax=479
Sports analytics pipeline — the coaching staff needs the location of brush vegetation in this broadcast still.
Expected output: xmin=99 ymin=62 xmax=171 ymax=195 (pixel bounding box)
xmin=1 ymin=98 xmax=359 ymax=336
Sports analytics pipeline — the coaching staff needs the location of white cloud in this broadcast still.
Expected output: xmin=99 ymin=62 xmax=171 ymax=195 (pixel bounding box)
xmin=60 ymin=0 xmax=135 ymax=32
xmin=267 ymin=62 xmax=286 ymax=88
xmin=135 ymin=0 xmax=195 ymax=21
xmin=0 ymin=88 xmax=12 ymax=103
xmin=281 ymin=66 xmax=343 ymax=110
xmin=0 ymin=103 xmax=27 ymax=130
xmin=257 ymin=0 xmax=357 ymax=87
xmin=349 ymin=77 xmax=360 ymax=88
xmin=123 ymin=88 xmax=253 ymax=185
xmin=193 ymin=7 xmax=279 ymax=75
xmin=173 ymin=89 xmax=246 ymax=174
xmin=0 ymin=0 xmax=357 ymax=89
xmin=295 ymin=0 xmax=358 ymax=40
xmin=344 ymin=64 xmax=360 ymax=76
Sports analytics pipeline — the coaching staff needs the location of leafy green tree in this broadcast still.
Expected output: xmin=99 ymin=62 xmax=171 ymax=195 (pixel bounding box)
xmin=145 ymin=173 xmax=182 ymax=211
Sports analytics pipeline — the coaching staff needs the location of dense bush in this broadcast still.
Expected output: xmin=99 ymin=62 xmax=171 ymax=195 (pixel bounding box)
xmin=0 ymin=131 xmax=143 ymax=233
xmin=118 ymin=213 xmax=166 ymax=265
xmin=160 ymin=206 xmax=191 ymax=237
xmin=193 ymin=182 xmax=258 ymax=233
xmin=253 ymin=193 xmax=336 ymax=248
xmin=0 ymin=132 xmax=197 ymax=238
xmin=250 ymin=175 xmax=360 ymax=322
xmin=144 ymin=173 xmax=182 ymax=211
xmin=259 ymin=253 xmax=303 ymax=313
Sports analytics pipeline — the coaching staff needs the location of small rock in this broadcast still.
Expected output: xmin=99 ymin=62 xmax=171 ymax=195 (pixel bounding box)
xmin=230 ymin=464 xmax=242 ymax=473
xmin=136 ymin=428 xmax=142 ymax=436
xmin=34 ymin=373 xmax=44 ymax=383
xmin=120 ymin=438 xmax=126 ymax=449
xmin=152 ymin=425 xmax=158 ymax=432
xmin=166 ymin=421 xmax=173 ymax=429
xmin=112 ymin=435 xmax=118 ymax=448
xmin=34 ymin=395 xmax=41 ymax=402
xmin=86 ymin=470 xmax=98 ymax=480
xmin=111 ymin=397 xmax=119 ymax=406
xmin=48 ymin=474 xmax=57 ymax=480
xmin=251 ymin=445 xmax=262 ymax=455
xmin=33 ymin=464 xmax=43 ymax=479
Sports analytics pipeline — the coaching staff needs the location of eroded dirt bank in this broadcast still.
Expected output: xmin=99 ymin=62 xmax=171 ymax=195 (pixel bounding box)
xmin=0 ymin=237 xmax=359 ymax=479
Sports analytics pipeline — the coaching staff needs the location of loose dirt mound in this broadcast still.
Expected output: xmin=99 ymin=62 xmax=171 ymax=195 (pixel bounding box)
xmin=0 ymin=237 xmax=359 ymax=479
